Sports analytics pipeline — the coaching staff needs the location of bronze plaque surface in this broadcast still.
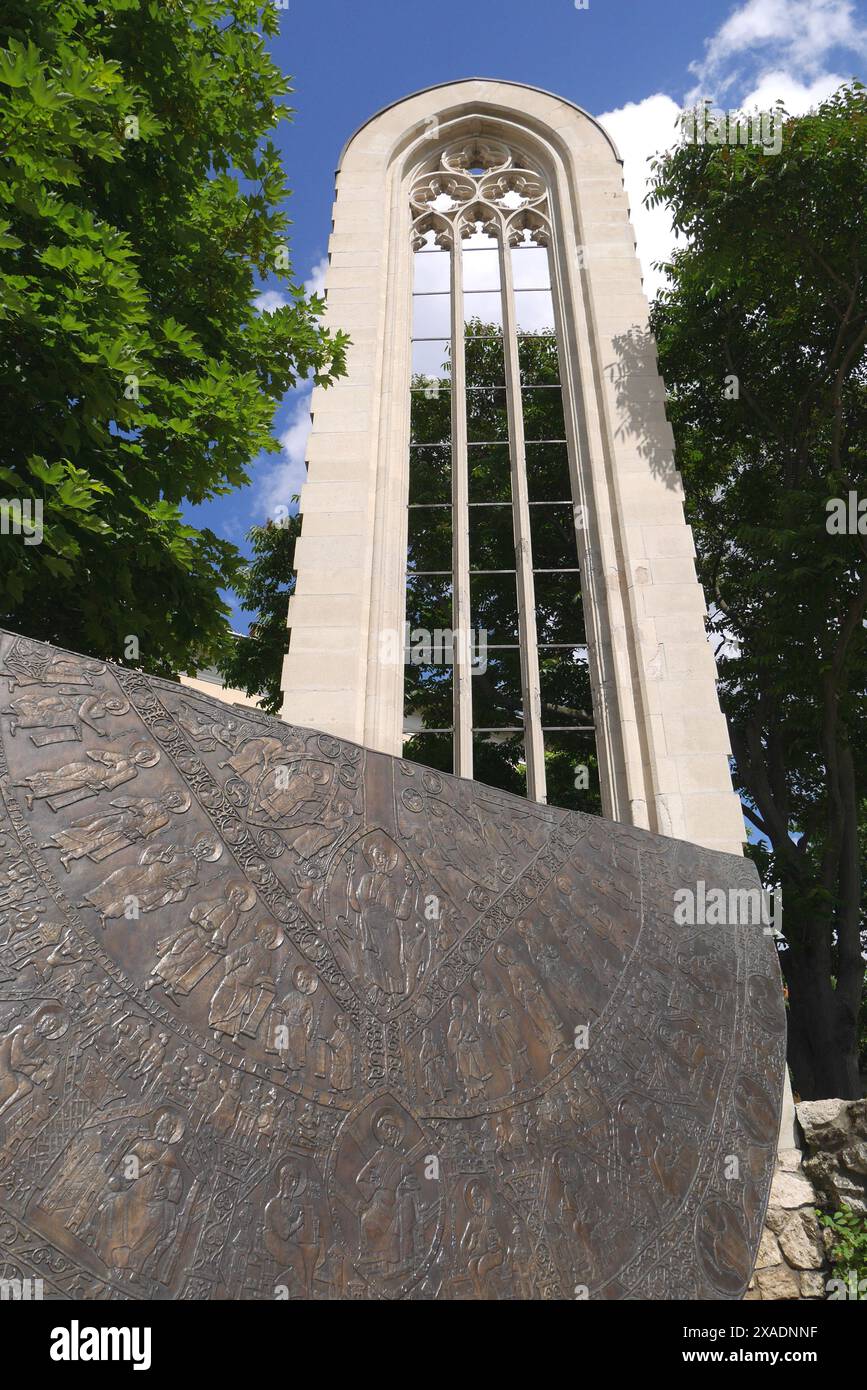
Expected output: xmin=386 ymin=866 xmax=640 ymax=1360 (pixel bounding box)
xmin=0 ymin=629 xmax=786 ymax=1299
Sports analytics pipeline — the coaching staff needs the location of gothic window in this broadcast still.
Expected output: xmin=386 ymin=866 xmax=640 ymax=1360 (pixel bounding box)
xmin=403 ymin=140 xmax=598 ymax=810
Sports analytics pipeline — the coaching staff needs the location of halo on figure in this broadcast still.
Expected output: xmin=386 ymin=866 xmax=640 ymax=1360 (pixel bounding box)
xmin=274 ymin=1156 xmax=307 ymax=1196
xmin=254 ymin=919 xmax=284 ymax=950
xmin=101 ymin=697 xmax=130 ymax=717
xmin=150 ymin=1107 xmax=185 ymax=1144
xmin=192 ymin=834 xmax=223 ymax=863
xmin=130 ymin=742 xmax=161 ymax=768
xmin=371 ymin=1107 xmax=404 ymax=1144
xmin=292 ymin=965 xmax=318 ymax=994
xmin=464 ymin=1178 xmax=489 ymax=1213
xmin=32 ymin=1001 xmax=69 ymax=1041
xmin=222 ymin=877 xmax=257 ymax=910
xmin=162 ymin=789 xmax=192 ymax=815
xmin=361 ymin=832 xmax=401 ymax=873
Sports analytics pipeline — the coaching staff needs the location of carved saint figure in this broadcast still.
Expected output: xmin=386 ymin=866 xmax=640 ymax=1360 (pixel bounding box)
xmin=4 ymin=689 xmax=129 ymax=745
xmin=355 ymin=1108 xmax=412 ymax=1271
xmin=267 ymin=965 xmax=317 ymax=1072
xmin=44 ymin=789 xmax=191 ymax=871
xmin=13 ymin=743 xmax=160 ymax=811
xmin=339 ymin=835 xmax=419 ymax=1000
xmin=83 ymin=835 xmax=222 ymax=925
xmin=0 ymin=1002 xmax=68 ymax=1118
xmin=264 ymin=1160 xmax=322 ymax=1297
xmin=208 ymin=921 xmax=282 ymax=1042
xmin=88 ymin=1109 xmax=187 ymax=1278
xmin=460 ymin=1181 xmax=505 ymax=1297
xmin=145 ymin=880 xmax=255 ymax=997
xmin=446 ymin=995 xmax=491 ymax=1100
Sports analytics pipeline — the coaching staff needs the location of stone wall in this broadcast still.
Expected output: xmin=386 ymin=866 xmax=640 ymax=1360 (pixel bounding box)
xmin=747 ymin=1098 xmax=867 ymax=1299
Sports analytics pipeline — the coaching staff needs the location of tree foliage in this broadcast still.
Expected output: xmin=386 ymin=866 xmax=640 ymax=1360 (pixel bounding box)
xmin=218 ymin=513 xmax=299 ymax=714
xmin=0 ymin=0 xmax=347 ymax=675
xmin=647 ymin=84 xmax=867 ymax=1098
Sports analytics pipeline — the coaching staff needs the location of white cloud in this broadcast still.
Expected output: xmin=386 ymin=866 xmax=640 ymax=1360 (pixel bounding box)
xmin=257 ymin=388 xmax=313 ymax=519
xmin=687 ymin=0 xmax=867 ymax=100
xmin=254 ymin=289 xmax=291 ymax=315
xmin=304 ymin=255 xmax=328 ymax=298
xmin=597 ymin=0 xmax=865 ymax=298
xmin=597 ymin=94 xmax=683 ymax=298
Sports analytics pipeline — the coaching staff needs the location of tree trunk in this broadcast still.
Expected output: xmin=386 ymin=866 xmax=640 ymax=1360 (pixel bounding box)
xmin=782 ymin=946 xmax=862 ymax=1100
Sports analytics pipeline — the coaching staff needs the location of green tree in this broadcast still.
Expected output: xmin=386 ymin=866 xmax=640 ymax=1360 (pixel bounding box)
xmin=0 ymin=0 xmax=346 ymax=675
xmin=647 ymin=84 xmax=867 ymax=1099
xmin=218 ymin=512 xmax=300 ymax=714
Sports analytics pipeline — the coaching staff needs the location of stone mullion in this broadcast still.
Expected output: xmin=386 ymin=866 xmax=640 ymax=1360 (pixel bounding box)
xmin=499 ymin=227 xmax=546 ymax=803
xmin=450 ymin=229 xmax=473 ymax=780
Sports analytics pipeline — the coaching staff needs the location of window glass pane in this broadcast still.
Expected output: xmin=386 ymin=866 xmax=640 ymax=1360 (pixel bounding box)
xmin=409 ymin=446 xmax=451 ymax=505
xmin=472 ymin=735 xmax=527 ymax=798
xmin=463 ymin=290 xmax=503 ymax=332
xmin=522 ymin=387 xmax=565 ymax=441
xmin=470 ymin=573 xmax=519 ymax=644
xmin=514 ymin=290 xmax=556 ymax=333
xmin=530 ymin=503 xmax=579 ymax=570
xmin=407 ymin=506 xmax=452 ymax=573
xmin=543 ymin=731 xmax=601 ymax=813
xmin=412 ymin=339 xmax=451 ymax=381
xmin=467 ymin=386 xmax=509 ymax=443
xmin=525 ymin=443 xmax=571 ymax=502
xmin=411 ymin=388 xmax=451 ymax=445
xmin=472 ymin=648 xmax=524 ymax=729
xmin=539 ymin=647 xmax=593 ymax=728
xmin=468 ymin=443 xmax=511 ymax=503
xmin=534 ymin=573 xmax=586 ymax=645
xmin=413 ymin=293 xmax=451 ymax=338
xmin=402 ymin=732 xmax=454 ymax=776
xmin=404 ymin=660 xmax=453 ymax=726
xmin=470 ymin=504 xmax=514 ymax=571
xmin=465 ymin=336 xmax=505 ymax=388
xmin=405 ymin=575 xmax=452 ymax=632
xmin=462 ymin=248 xmax=500 ymax=291
xmin=511 ymin=246 xmax=551 ymax=290
xmin=518 ymin=335 xmax=560 ymax=386
xmin=414 ymin=250 xmax=450 ymax=293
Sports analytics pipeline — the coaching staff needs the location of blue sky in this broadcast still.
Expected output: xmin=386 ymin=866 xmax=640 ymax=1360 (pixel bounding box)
xmin=185 ymin=0 xmax=867 ymax=628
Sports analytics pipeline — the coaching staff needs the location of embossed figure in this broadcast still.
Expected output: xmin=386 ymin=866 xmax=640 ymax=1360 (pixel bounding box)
xmin=267 ymin=965 xmax=317 ymax=1072
xmin=210 ymin=1069 xmax=244 ymax=1136
xmin=129 ymin=1031 xmax=169 ymax=1087
xmin=355 ymin=1108 xmax=412 ymax=1271
xmin=264 ymin=1161 xmax=322 ymax=1296
xmin=83 ymin=835 xmax=222 ymax=926
xmin=208 ymin=922 xmax=282 ymax=1043
xmin=342 ymin=836 xmax=417 ymax=1000
xmin=418 ymin=1024 xmax=450 ymax=1100
xmin=495 ymin=943 xmax=565 ymax=1062
xmin=322 ymin=1012 xmax=353 ymax=1091
xmin=4 ymin=689 xmax=129 ymax=746
xmin=0 ymin=1002 xmax=68 ymax=1118
xmin=145 ymin=881 xmax=255 ymax=998
xmin=461 ymin=1181 xmax=505 ymax=1297
xmin=14 ymin=744 xmax=160 ymax=811
xmin=89 ymin=1109 xmax=186 ymax=1278
xmin=45 ymin=789 xmax=191 ymax=871
xmin=446 ymin=996 xmax=491 ymax=1100
xmin=1 ymin=647 xmax=105 ymax=692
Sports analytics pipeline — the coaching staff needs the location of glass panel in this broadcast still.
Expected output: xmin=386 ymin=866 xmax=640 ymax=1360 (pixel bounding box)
xmin=462 ymin=248 xmax=500 ymax=291
xmin=539 ymin=647 xmax=593 ymax=728
xmin=511 ymin=245 xmax=551 ymax=290
xmin=411 ymin=388 xmax=451 ymax=445
xmin=407 ymin=506 xmax=452 ymax=574
xmin=463 ymin=290 xmax=503 ymax=332
xmin=472 ymin=735 xmax=527 ymax=798
xmin=543 ymin=731 xmax=601 ymax=813
xmin=471 ymin=648 xmax=523 ymax=729
xmin=409 ymin=445 xmax=451 ymax=505
xmin=468 ymin=443 xmax=511 ymax=503
xmin=470 ymin=504 xmax=514 ymax=571
xmin=470 ymin=573 xmax=519 ymax=644
xmin=404 ymin=661 xmax=453 ymax=728
xmin=514 ymin=290 xmax=556 ymax=333
xmin=525 ymin=443 xmax=571 ymax=502
xmin=522 ymin=386 xmax=565 ymax=441
xmin=518 ymin=335 xmax=560 ymax=386
xmin=534 ymin=573 xmax=586 ymax=645
xmin=412 ymin=339 xmax=451 ymax=381
xmin=414 ymin=250 xmax=451 ymax=294
xmin=412 ymin=293 xmax=451 ymax=339
xmin=405 ymin=575 xmax=452 ymax=632
xmin=402 ymin=731 xmax=454 ymax=776
xmin=530 ymin=503 xmax=579 ymax=570
xmin=467 ymin=386 xmax=509 ymax=443
xmin=465 ymin=336 xmax=505 ymax=388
